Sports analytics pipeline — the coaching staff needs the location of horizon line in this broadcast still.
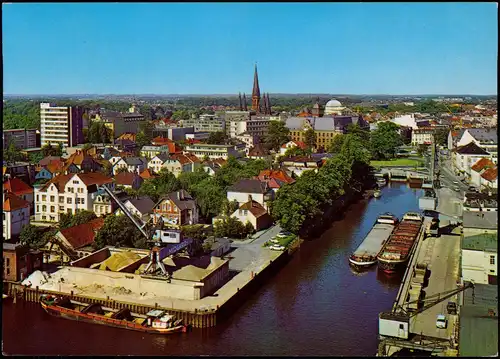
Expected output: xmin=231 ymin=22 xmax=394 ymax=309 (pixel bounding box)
xmin=4 ymin=93 xmax=497 ymax=97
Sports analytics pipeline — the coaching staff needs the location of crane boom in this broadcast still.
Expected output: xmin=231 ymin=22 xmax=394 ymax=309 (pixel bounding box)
xmin=395 ymin=282 xmax=474 ymax=318
xmin=100 ymin=184 xmax=150 ymax=239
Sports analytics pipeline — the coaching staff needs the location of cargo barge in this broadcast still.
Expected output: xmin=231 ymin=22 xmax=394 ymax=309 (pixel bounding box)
xmin=376 ymin=212 xmax=423 ymax=273
xmin=40 ymin=294 xmax=189 ymax=334
xmin=349 ymin=213 xmax=399 ymax=269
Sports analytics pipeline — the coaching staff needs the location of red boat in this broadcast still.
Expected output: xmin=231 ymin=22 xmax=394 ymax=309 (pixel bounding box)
xmin=377 ymin=212 xmax=423 ymax=273
xmin=40 ymin=294 xmax=189 ymax=334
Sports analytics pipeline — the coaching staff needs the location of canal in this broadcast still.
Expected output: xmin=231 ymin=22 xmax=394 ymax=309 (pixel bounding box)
xmin=2 ymin=183 xmax=423 ymax=356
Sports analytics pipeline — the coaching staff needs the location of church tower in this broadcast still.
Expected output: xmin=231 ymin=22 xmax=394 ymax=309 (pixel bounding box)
xmin=251 ymin=64 xmax=261 ymax=112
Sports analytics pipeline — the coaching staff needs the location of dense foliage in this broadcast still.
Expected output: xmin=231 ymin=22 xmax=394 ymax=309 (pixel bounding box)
xmin=58 ymin=210 xmax=97 ymax=230
xmin=272 ymin=132 xmax=371 ymax=234
xmin=19 ymin=225 xmax=57 ymax=250
xmin=94 ymin=215 xmax=148 ymax=250
xmin=213 ymin=217 xmax=255 ymax=239
xmin=369 ymin=122 xmax=403 ymax=160
xmin=263 ymin=121 xmax=291 ymax=151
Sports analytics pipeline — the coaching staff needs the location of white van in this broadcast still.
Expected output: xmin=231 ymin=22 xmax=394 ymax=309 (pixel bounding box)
xmin=436 ymin=314 xmax=447 ymax=329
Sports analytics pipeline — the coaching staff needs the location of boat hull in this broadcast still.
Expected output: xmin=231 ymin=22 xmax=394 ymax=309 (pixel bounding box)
xmin=348 ymin=257 xmax=377 ymax=268
xmin=41 ymin=302 xmax=188 ymax=334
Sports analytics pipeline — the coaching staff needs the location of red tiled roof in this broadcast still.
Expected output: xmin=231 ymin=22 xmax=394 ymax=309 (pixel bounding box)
xmin=46 ymin=160 xmax=65 ymax=174
xmin=3 ymin=177 xmax=33 ymax=196
xmin=3 ymin=191 xmax=30 ymax=212
xmin=481 ymin=167 xmax=498 ymax=182
xmin=281 ymin=141 xmax=307 ymax=150
xmin=78 ymin=173 xmax=113 ymax=186
xmin=139 ymin=168 xmax=157 ymax=179
xmin=114 ymin=172 xmax=142 ymax=186
xmin=238 ymin=200 xmax=269 ymax=219
xmin=39 ymin=173 xmax=74 ymax=192
xmin=257 ymin=169 xmax=295 ymax=184
xmin=152 ymin=136 xmax=173 ymax=145
xmin=471 ymin=158 xmax=495 ymax=173
xmin=171 ymin=153 xmax=200 ymax=165
xmin=39 ymin=156 xmax=63 ymax=167
xmin=117 ymin=133 xmax=137 ymax=142
xmin=59 ymin=218 xmax=105 ymax=250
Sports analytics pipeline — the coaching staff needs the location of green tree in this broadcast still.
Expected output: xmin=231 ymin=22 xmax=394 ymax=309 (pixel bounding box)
xmin=5 ymin=143 xmax=23 ymax=162
xmin=213 ymin=217 xmax=251 ymax=239
xmin=19 ymin=225 xmax=48 ymax=250
xmin=327 ymin=134 xmax=346 ymax=154
xmin=263 ymin=121 xmax=291 ymax=152
xmin=304 ymin=128 xmax=316 ymax=149
xmin=434 ymin=128 xmax=450 ymax=147
xmin=56 ymin=143 xmax=64 ymax=157
xmin=59 ymin=210 xmax=97 ymax=229
xmin=369 ymin=122 xmax=403 ymax=160
xmin=42 ymin=143 xmax=57 ymax=157
xmin=138 ymin=169 xmax=180 ymax=202
xmin=28 ymin=152 xmax=44 ymax=164
xmin=94 ymin=215 xmax=145 ymax=250
xmin=284 ymin=146 xmax=308 ymax=157
xmin=206 ymin=131 xmax=227 ymax=145
xmin=115 ymin=166 xmax=130 ymax=174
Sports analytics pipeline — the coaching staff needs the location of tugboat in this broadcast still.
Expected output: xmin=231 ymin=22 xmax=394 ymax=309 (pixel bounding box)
xmin=40 ymin=295 xmax=189 ymax=334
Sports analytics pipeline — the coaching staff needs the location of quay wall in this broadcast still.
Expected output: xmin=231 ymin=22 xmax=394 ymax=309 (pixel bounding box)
xmin=3 ymin=280 xmax=217 ymax=328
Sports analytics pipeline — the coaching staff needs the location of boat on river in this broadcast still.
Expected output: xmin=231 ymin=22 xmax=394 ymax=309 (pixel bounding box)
xmin=376 ymin=178 xmax=387 ymax=187
xmin=373 ymin=190 xmax=382 ymax=198
xmin=40 ymin=295 xmax=189 ymax=334
xmin=377 ymin=212 xmax=423 ymax=273
xmin=349 ymin=213 xmax=398 ymax=269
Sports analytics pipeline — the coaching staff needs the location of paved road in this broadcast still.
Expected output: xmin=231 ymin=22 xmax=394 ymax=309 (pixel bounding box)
xmin=228 ymin=225 xmax=283 ymax=272
xmin=409 ymin=226 xmax=461 ymax=340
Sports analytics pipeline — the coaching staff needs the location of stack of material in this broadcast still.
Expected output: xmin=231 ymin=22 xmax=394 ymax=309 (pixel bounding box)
xmin=98 ymin=251 xmax=141 ymax=271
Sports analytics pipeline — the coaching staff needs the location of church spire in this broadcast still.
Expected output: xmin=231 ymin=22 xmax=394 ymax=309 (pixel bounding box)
xmin=242 ymin=93 xmax=248 ymax=111
xmin=251 ymin=63 xmax=261 ymax=111
xmin=266 ymin=93 xmax=272 ymax=115
xmin=238 ymin=92 xmax=243 ymax=111
xmin=260 ymin=92 xmax=268 ymax=114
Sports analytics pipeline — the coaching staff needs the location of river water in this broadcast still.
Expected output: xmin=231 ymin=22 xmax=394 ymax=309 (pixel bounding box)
xmin=2 ymin=183 xmax=423 ymax=356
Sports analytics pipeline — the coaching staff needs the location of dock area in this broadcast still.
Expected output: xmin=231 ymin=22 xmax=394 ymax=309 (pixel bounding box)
xmin=5 ymin=225 xmax=296 ymax=328
xmin=378 ymin=187 xmax=463 ymax=356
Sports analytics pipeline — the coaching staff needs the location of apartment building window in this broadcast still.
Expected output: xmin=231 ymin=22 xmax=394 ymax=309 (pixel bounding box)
xmin=67 ymin=198 xmax=72 ymax=204
xmin=73 ymin=180 xmax=79 ymax=184
xmin=42 ymin=205 xmax=47 ymax=212
xmin=36 ymin=195 xmax=39 ymax=201
xmin=77 ymin=188 xmax=83 ymax=193
xmin=67 ymin=208 xmax=72 ymax=214
xmin=42 ymin=195 xmax=47 ymax=201
xmin=50 ymin=206 xmax=55 ymax=213
xmin=490 ymin=256 xmax=495 ymax=265
xmin=37 ymin=205 xmax=39 ymax=212
xmin=50 ymin=196 xmax=55 ymax=202
xmin=59 ymin=197 xmax=64 ymax=203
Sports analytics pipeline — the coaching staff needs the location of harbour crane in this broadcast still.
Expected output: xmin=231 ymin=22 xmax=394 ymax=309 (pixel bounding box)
xmin=393 ymin=281 xmax=474 ymax=318
xmin=99 ymin=185 xmax=193 ymax=278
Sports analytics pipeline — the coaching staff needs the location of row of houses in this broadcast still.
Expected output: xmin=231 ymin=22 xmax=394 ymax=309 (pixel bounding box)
xmin=447 ymin=128 xmax=498 ymax=190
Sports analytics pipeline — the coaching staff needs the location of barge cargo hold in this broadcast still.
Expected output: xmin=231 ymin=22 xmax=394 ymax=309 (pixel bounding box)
xmin=376 ymin=212 xmax=423 ymax=273
xmin=349 ymin=213 xmax=398 ymax=269
xmin=40 ymin=294 xmax=189 ymax=334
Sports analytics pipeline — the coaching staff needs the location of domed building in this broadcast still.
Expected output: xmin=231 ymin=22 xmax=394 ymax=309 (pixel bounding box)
xmin=324 ymin=98 xmax=345 ymax=115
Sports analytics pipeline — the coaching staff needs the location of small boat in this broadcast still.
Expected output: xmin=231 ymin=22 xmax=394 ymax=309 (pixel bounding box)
xmin=40 ymin=295 xmax=189 ymax=334
xmin=373 ymin=190 xmax=382 ymax=198
xmin=349 ymin=213 xmax=399 ymax=269
xmin=377 ymin=178 xmax=387 ymax=187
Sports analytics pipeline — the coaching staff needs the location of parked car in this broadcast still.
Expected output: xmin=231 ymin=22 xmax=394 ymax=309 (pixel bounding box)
xmin=269 ymin=238 xmax=279 ymax=244
xmin=454 ymin=186 xmax=460 ymax=192
xmin=467 ymin=186 xmax=477 ymax=192
xmin=436 ymin=314 xmax=448 ymax=329
xmin=453 ymin=181 xmax=459 ymax=185
xmin=447 ymin=302 xmax=457 ymax=315
xmin=269 ymin=245 xmax=285 ymax=251
xmin=277 ymin=231 xmax=291 ymax=238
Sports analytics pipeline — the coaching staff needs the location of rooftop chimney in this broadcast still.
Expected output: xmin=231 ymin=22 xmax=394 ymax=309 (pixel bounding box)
xmin=248 ymin=194 xmax=252 ymax=203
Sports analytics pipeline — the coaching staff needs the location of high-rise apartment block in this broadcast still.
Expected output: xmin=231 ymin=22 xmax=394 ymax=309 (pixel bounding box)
xmin=40 ymin=103 xmax=84 ymax=148
xmin=3 ymin=129 xmax=38 ymax=150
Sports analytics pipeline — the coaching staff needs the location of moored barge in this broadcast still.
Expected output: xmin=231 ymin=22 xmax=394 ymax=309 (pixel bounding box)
xmin=349 ymin=213 xmax=399 ymax=269
xmin=377 ymin=212 xmax=423 ymax=273
xmin=40 ymin=294 xmax=189 ymax=334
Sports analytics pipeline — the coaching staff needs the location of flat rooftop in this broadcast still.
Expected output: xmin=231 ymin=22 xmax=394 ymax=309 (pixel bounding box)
xmin=459 ymin=283 xmax=498 ymax=357
xmin=462 ymin=233 xmax=498 ymax=252
xmin=462 ymin=211 xmax=498 ymax=230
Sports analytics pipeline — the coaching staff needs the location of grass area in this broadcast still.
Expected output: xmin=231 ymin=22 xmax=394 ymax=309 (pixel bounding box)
xmin=370 ymin=158 xmax=424 ymax=167
xmin=262 ymin=234 xmax=298 ymax=248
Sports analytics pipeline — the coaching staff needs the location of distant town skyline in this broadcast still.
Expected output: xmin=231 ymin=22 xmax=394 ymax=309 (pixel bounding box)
xmin=3 ymin=3 xmax=498 ymax=95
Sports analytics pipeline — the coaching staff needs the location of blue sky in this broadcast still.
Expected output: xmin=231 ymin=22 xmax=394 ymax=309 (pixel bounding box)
xmin=2 ymin=3 xmax=498 ymax=95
